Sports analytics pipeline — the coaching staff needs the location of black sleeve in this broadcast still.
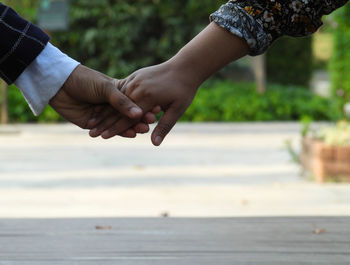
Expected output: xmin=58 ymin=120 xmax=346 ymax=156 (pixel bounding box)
xmin=0 ymin=3 xmax=49 ymax=84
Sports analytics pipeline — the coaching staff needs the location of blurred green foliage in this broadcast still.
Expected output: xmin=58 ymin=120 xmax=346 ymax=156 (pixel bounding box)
xmin=329 ymin=2 xmax=350 ymax=104
xmin=267 ymin=36 xmax=313 ymax=87
xmin=4 ymin=1 xmax=342 ymax=123
xmin=6 ymin=0 xmax=224 ymax=122
xmin=181 ymin=80 xmax=343 ymax=122
xmin=6 ymin=0 xmax=40 ymax=20
xmin=52 ymin=0 xmax=225 ymax=78
xmin=8 ymin=79 xmax=342 ymax=123
xmin=7 ymin=85 xmax=63 ymax=122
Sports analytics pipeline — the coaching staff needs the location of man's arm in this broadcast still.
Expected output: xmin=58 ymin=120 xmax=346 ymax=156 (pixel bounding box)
xmin=0 ymin=3 xmax=49 ymax=84
xmin=0 ymin=3 xmax=79 ymax=115
xmin=14 ymin=43 xmax=80 ymax=115
xmin=1 ymin=3 xmax=155 ymax=136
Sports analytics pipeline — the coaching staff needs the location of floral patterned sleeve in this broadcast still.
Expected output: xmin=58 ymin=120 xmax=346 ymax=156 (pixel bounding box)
xmin=210 ymin=0 xmax=349 ymax=55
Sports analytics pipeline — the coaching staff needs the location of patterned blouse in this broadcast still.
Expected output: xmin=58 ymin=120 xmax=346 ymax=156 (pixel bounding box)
xmin=210 ymin=0 xmax=349 ymax=55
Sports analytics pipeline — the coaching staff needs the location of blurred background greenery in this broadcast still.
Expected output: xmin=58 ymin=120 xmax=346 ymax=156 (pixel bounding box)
xmin=2 ymin=0 xmax=350 ymax=123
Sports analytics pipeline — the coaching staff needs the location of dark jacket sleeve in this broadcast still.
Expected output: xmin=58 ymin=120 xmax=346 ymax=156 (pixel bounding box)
xmin=0 ymin=3 xmax=49 ymax=84
xmin=210 ymin=0 xmax=349 ymax=56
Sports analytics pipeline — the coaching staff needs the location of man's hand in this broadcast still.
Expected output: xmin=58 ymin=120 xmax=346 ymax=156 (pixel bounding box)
xmin=49 ymin=64 xmax=157 ymax=137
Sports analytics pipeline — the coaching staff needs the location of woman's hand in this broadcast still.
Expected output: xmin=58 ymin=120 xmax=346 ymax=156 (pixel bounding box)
xmin=87 ymin=22 xmax=249 ymax=145
xmin=49 ymin=64 xmax=158 ymax=138
xmin=89 ymin=61 xmax=199 ymax=145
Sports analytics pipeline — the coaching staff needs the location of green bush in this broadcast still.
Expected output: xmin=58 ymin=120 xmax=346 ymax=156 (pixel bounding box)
xmin=329 ymin=2 xmax=350 ymax=103
xmin=181 ymin=80 xmax=343 ymax=122
xmin=267 ymin=36 xmax=312 ymax=87
xmin=6 ymin=0 xmax=224 ymax=123
xmin=8 ymin=80 xmax=341 ymax=123
xmin=8 ymin=86 xmax=62 ymax=123
xmin=5 ymin=1 xmax=336 ymax=123
xmin=53 ymin=0 xmax=225 ymax=77
xmin=6 ymin=0 xmax=39 ymax=20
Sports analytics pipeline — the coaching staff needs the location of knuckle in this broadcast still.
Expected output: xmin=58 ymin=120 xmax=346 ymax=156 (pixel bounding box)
xmin=82 ymin=120 xmax=95 ymax=130
xmin=117 ymin=95 xmax=128 ymax=107
xmin=117 ymin=79 xmax=126 ymax=90
xmin=157 ymin=123 xmax=172 ymax=137
xmin=104 ymin=79 xmax=117 ymax=92
xmin=141 ymin=85 xmax=154 ymax=98
xmin=109 ymin=128 xmax=118 ymax=135
xmin=109 ymin=89 xmax=131 ymax=109
xmin=81 ymin=123 xmax=89 ymax=130
xmin=125 ymin=82 xmax=139 ymax=97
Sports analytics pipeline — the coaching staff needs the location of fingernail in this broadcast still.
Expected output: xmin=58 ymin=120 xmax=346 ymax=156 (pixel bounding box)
xmin=155 ymin=136 xmax=163 ymax=146
xmin=91 ymin=128 xmax=98 ymax=135
xmin=130 ymin=107 xmax=142 ymax=117
xmin=101 ymin=130 xmax=109 ymax=138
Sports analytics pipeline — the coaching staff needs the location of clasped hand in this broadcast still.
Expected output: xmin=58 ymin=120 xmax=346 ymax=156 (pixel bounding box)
xmin=88 ymin=61 xmax=199 ymax=146
xmin=49 ymin=23 xmax=247 ymax=145
xmin=49 ymin=62 xmax=198 ymax=146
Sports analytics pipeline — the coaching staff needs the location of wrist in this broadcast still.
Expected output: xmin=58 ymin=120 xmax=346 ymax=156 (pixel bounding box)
xmin=164 ymin=22 xmax=249 ymax=90
xmin=165 ymin=56 xmax=203 ymax=90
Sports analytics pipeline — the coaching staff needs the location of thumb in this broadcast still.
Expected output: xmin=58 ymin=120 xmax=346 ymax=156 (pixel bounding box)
xmin=63 ymin=65 xmax=142 ymax=119
xmin=106 ymin=79 xmax=143 ymax=120
xmin=151 ymin=104 xmax=183 ymax=146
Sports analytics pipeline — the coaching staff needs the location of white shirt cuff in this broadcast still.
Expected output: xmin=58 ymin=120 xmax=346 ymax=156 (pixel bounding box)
xmin=14 ymin=42 xmax=80 ymax=116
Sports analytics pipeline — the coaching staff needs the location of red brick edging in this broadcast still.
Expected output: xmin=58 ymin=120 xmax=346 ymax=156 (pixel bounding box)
xmin=301 ymin=138 xmax=350 ymax=182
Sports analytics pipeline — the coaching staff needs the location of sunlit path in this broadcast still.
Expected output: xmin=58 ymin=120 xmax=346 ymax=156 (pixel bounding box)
xmin=1 ymin=122 xmax=349 ymax=218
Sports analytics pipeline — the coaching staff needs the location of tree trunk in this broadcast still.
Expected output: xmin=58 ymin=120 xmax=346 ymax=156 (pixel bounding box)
xmin=1 ymin=0 xmax=8 ymax=124
xmin=251 ymin=54 xmax=267 ymax=94
xmin=1 ymin=80 xmax=8 ymax=124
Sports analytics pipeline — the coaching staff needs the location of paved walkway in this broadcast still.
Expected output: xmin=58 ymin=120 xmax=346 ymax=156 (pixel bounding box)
xmin=0 ymin=122 xmax=349 ymax=218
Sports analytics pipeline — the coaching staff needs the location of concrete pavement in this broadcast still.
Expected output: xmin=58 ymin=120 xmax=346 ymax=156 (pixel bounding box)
xmin=0 ymin=122 xmax=349 ymax=218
